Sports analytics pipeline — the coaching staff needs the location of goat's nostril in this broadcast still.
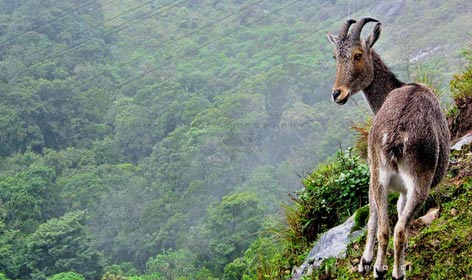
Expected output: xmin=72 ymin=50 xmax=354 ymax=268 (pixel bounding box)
xmin=332 ymin=89 xmax=341 ymax=100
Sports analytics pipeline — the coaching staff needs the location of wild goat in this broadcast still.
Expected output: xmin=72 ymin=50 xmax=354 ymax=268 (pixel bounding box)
xmin=326 ymin=18 xmax=450 ymax=279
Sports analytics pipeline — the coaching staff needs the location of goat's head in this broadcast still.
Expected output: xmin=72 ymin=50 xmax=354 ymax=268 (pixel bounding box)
xmin=326 ymin=18 xmax=382 ymax=105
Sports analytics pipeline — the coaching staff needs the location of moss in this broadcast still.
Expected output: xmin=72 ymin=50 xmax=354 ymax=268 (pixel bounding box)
xmin=352 ymin=205 xmax=369 ymax=232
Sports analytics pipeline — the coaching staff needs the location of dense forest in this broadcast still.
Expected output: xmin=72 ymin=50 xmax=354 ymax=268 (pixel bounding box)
xmin=0 ymin=0 xmax=471 ymax=279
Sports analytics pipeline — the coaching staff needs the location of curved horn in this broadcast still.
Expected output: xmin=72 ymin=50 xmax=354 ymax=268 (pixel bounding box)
xmin=350 ymin=17 xmax=379 ymax=40
xmin=339 ymin=19 xmax=356 ymax=40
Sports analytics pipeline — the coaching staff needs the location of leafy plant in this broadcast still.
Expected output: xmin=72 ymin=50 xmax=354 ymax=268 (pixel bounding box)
xmin=295 ymin=149 xmax=369 ymax=242
xmin=278 ymin=149 xmax=370 ymax=272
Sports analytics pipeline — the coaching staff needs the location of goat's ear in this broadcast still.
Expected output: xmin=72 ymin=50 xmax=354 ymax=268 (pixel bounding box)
xmin=326 ymin=31 xmax=338 ymax=45
xmin=366 ymin=22 xmax=382 ymax=48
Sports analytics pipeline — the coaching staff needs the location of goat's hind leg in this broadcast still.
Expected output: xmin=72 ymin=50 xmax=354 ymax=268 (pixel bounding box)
xmin=397 ymin=193 xmax=406 ymax=220
xmin=392 ymin=171 xmax=432 ymax=280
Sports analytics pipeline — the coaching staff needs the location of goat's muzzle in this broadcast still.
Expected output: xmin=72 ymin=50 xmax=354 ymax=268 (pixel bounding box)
xmin=332 ymin=88 xmax=349 ymax=105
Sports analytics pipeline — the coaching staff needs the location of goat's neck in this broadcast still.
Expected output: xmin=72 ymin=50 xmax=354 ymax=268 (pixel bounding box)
xmin=362 ymin=50 xmax=404 ymax=114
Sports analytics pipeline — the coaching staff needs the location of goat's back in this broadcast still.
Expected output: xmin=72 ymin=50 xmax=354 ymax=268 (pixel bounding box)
xmin=369 ymin=83 xmax=450 ymax=188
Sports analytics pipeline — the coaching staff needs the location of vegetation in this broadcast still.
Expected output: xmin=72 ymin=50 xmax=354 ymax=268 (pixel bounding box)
xmin=283 ymin=150 xmax=369 ymax=263
xmin=0 ymin=0 xmax=470 ymax=279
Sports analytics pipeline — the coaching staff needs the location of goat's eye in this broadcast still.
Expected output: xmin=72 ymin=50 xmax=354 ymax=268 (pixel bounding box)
xmin=354 ymin=53 xmax=362 ymax=61
xmin=332 ymin=55 xmax=336 ymax=60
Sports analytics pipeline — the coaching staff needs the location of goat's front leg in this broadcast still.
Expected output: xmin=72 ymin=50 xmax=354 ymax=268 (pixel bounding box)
xmin=373 ymin=184 xmax=389 ymax=279
xmin=358 ymin=187 xmax=378 ymax=273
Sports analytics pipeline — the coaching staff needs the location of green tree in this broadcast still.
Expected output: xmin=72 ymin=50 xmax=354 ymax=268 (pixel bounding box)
xmin=223 ymin=258 xmax=246 ymax=280
xmin=203 ymin=192 xmax=263 ymax=273
xmin=47 ymin=272 xmax=85 ymax=280
xmin=0 ymin=164 xmax=59 ymax=231
xmin=230 ymin=237 xmax=282 ymax=279
xmin=90 ymin=164 xmax=151 ymax=269
xmin=145 ymin=249 xmax=199 ymax=280
xmin=0 ymin=221 xmax=21 ymax=279
xmin=26 ymin=211 xmax=103 ymax=280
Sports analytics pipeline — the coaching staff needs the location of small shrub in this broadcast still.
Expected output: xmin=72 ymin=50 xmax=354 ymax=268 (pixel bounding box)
xmin=295 ymin=148 xmax=370 ymax=242
xmin=450 ymin=49 xmax=472 ymax=101
xmin=351 ymin=117 xmax=372 ymax=160
xmin=224 ymin=258 xmax=246 ymax=280
xmin=281 ymin=148 xmax=370 ymax=270
xmin=224 ymin=237 xmax=283 ymax=280
xmin=448 ymin=47 xmax=472 ymax=141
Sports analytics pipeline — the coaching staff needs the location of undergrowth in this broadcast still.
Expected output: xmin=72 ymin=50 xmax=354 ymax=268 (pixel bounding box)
xmin=279 ymin=149 xmax=370 ymax=273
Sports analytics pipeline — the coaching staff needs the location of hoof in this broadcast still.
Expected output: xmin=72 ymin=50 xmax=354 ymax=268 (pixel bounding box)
xmin=392 ymin=276 xmax=405 ymax=280
xmin=374 ymin=268 xmax=387 ymax=280
xmin=358 ymin=258 xmax=372 ymax=273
